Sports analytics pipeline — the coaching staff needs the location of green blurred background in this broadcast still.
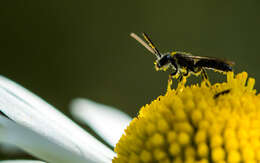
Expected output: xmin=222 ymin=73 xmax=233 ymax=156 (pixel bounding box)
xmin=1 ymin=0 xmax=260 ymax=160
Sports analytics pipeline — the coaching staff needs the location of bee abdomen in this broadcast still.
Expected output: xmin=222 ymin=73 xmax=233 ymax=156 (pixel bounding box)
xmin=196 ymin=59 xmax=232 ymax=72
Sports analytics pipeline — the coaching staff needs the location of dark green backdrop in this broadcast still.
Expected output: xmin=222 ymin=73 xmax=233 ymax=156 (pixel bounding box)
xmin=1 ymin=0 xmax=260 ymax=160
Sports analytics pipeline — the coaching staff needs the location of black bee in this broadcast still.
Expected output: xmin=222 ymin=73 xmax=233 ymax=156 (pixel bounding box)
xmin=130 ymin=33 xmax=234 ymax=81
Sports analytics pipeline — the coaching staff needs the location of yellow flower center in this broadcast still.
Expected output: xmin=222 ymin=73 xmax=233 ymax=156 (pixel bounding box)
xmin=113 ymin=72 xmax=260 ymax=163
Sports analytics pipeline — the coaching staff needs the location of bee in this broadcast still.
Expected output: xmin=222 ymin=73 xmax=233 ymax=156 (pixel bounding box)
xmin=130 ymin=33 xmax=235 ymax=82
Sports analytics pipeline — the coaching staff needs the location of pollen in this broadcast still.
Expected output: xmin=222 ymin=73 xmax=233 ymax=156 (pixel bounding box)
xmin=113 ymin=72 xmax=260 ymax=163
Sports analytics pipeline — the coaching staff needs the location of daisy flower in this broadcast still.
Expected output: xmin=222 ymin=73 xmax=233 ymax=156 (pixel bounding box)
xmin=2 ymin=71 xmax=260 ymax=163
xmin=113 ymin=72 xmax=260 ymax=163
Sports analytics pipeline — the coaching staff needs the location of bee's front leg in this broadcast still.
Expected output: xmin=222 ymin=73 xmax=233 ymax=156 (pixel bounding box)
xmin=170 ymin=69 xmax=178 ymax=77
xmin=170 ymin=58 xmax=179 ymax=78
xmin=183 ymin=69 xmax=189 ymax=77
xmin=170 ymin=66 xmax=179 ymax=81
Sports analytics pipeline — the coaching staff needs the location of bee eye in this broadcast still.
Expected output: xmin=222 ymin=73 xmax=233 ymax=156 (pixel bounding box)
xmin=158 ymin=55 xmax=169 ymax=67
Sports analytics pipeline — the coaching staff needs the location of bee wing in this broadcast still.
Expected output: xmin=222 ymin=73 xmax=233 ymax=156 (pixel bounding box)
xmin=186 ymin=55 xmax=235 ymax=66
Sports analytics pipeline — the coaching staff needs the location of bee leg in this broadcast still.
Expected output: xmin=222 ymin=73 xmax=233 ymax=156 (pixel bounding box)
xmin=192 ymin=66 xmax=201 ymax=75
xmin=170 ymin=62 xmax=179 ymax=78
xmin=201 ymin=68 xmax=211 ymax=86
xmin=170 ymin=70 xmax=179 ymax=81
xmin=201 ymin=68 xmax=208 ymax=80
xmin=183 ymin=69 xmax=189 ymax=77
xmin=177 ymin=72 xmax=183 ymax=82
xmin=170 ymin=69 xmax=178 ymax=77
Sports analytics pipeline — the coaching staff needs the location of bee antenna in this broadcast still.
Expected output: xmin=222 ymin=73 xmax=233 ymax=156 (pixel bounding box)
xmin=130 ymin=33 xmax=160 ymax=59
xmin=142 ymin=32 xmax=162 ymax=58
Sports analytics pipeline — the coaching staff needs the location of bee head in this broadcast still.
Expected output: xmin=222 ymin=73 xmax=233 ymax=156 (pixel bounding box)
xmin=155 ymin=54 xmax=171 ymax=71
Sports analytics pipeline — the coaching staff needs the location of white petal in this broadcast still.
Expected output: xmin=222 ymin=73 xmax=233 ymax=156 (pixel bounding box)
xmin=0 ymin=160 xmax=45 ymax=163
xmin=70 ymin=98 xmax=132 ymax=147
xmin=0 ymin=76 xmax=115 ymax=163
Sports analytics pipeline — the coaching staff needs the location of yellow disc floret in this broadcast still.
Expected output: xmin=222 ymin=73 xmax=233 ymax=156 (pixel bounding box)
xmin=113 ymin=72 xmax=260 ymax=163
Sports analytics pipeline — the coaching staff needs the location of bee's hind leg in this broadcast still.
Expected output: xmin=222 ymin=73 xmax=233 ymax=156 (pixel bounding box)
xmin=201 ymin=68 xmax=211 ymax=86
xmin=201 ymin=68 xmax=208 ymax=80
